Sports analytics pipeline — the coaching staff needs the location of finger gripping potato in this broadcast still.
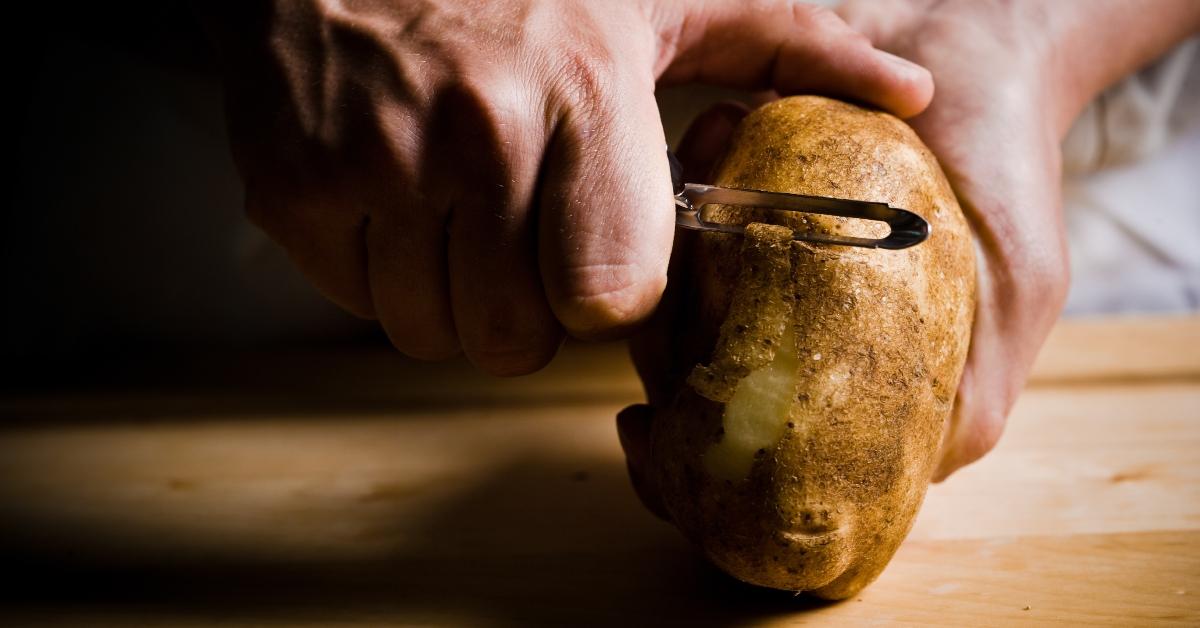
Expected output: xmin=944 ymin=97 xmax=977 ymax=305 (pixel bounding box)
xmin=649 ymin=96 xmax=975 ymax=599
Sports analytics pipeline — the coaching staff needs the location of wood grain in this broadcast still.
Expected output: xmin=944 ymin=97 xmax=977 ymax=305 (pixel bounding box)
xmin=1028 ymin=315 xmax=1200 ymax=384
xmin=1 ymin=316 xmax=1197 ymax=625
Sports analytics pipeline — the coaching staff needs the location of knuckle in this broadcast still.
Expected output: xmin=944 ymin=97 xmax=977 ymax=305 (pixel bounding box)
xmin=553 ymin=45 xmax=617 ymax=116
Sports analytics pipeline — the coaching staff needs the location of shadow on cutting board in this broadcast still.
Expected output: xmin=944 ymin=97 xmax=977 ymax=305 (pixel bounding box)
xmin=0 ymin=430 xmax=838 ymax=626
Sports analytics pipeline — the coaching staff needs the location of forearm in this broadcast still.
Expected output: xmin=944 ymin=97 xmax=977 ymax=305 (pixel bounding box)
xmin=1045 ymin=0 xmax=1200 ymax=137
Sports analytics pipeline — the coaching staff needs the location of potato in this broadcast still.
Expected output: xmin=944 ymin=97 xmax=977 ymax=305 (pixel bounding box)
xmin=647 ymin=96 xmax=975 ymax=599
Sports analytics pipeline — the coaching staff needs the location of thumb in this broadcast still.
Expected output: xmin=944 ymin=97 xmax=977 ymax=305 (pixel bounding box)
xmin=655 ymin=0 xmax=934 ymax=118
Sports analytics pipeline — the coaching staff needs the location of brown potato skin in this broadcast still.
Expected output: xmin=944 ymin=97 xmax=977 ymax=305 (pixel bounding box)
xmin=649 ymin=96 xmax=975 ymax=599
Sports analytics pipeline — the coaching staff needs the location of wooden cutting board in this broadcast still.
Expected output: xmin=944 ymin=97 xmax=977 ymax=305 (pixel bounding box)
xmin=1 ymin=315 xmax=1197 ymax=626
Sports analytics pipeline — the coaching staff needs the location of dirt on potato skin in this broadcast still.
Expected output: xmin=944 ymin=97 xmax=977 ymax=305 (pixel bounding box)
xmin=648 ymin=96 xmax=976 ymax=599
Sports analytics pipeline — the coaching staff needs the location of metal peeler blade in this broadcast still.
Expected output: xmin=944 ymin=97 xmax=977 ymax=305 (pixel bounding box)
xmin=668 ymin=150 xmax=929 ymax=250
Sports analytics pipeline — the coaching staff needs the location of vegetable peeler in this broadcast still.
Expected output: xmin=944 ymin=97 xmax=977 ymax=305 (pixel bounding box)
xmin=668 ymin=150 xmax=929 ymax=250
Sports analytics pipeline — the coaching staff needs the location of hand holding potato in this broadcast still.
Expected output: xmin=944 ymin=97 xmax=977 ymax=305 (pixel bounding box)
xmin=835 ymin=0 xmax=1200 ymax=479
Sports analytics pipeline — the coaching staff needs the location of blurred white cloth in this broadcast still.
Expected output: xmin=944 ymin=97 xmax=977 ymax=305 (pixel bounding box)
xmin=1061 ymin=38 xmax=1200 ymax=314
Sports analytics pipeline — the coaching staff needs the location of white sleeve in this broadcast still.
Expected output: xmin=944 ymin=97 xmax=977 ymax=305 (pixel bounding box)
xmin=1063 ymin=37 xmax=1200 ymax=315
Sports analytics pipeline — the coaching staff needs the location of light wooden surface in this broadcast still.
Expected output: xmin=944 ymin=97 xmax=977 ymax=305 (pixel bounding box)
xmin=1 ymin=315 xmax=1198 ymax=626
